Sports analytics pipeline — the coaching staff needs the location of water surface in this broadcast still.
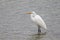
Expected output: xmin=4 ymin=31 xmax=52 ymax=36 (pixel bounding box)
xmin=0 ymin=0 xmax=60 ymax=40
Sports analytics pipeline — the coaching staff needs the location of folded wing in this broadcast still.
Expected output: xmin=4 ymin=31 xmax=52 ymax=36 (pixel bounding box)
xmin=34 ymin=15 xmax=47 ymax=29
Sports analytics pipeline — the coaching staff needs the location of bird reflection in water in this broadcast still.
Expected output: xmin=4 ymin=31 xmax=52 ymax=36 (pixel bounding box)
xmin=28 ymin=32 xmax=47 ymax=40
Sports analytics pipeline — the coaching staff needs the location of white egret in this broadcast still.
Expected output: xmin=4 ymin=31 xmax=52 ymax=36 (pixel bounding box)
xmin=26 ymin=11 xmax=47 ymax=33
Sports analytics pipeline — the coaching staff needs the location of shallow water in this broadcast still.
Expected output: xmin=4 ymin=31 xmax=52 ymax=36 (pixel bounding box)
xmin=0 ymin=0 xmax=60 ymax=40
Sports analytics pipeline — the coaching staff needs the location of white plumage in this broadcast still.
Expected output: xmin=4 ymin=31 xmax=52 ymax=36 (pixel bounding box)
xmin=26 ymin=11 xmax=47 ymax=32
xmin=31 ymin=14 xmax=47 ymax=29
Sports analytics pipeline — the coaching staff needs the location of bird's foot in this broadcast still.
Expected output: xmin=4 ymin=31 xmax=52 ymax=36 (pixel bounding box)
xmin=38 ymin=30 xmax=41 ymax=35
xmin=38 ymin=31 xmax=47 ymax=35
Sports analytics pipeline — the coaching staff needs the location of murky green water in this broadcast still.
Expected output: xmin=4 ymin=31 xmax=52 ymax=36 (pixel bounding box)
xmin=0 ymin=0 xmax=60 ymax=40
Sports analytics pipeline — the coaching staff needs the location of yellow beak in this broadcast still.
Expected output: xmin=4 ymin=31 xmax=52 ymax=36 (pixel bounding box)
xmin=26 ymin=12 xmax=32 ymax=14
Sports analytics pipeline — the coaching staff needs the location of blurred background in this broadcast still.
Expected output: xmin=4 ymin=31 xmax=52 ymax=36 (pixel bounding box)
xmin=0 ymin=0 xmax=60 ymax=40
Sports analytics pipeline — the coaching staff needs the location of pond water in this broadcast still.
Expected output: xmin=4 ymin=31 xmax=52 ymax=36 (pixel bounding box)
xmin=0 ymin=0 xmax=60 ymax=40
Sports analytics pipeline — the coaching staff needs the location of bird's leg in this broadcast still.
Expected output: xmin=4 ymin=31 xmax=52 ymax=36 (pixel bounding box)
xmin=38 ymin=25 xmax=41 ymax=34
xmin=38 ymin=28 xmax=41 ymax=32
